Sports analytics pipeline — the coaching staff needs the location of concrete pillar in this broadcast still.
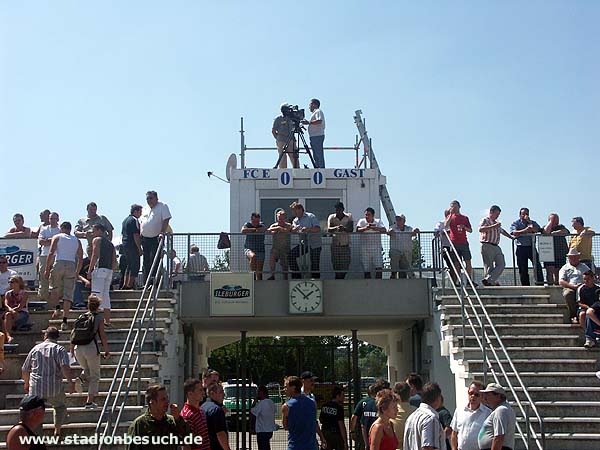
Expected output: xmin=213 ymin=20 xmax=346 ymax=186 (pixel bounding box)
xmin=386 ymin=329 xmax=413 ymax=384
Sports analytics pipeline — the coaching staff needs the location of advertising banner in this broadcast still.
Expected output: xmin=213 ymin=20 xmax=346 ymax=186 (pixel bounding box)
xmin=210 ymin=272 xmax=254 ymax=316
xmin=0 ymin=238 xmax=38 ymax=281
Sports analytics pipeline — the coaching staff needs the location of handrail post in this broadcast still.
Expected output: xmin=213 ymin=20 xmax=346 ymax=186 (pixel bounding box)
xmin=532 ymin=234 xmax=538 ymax=284
xmin=460 ymin=272 xmax=466 ymax=348
xmin=512 ymin=239 xmax=517 ymax=285
xmin=482 ymin=320 xmax=487 ymax=385
xmin=137 ymin=318 xmax=142 ymax=405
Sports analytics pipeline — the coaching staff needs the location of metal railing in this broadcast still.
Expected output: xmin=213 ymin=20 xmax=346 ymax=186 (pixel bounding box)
xmin=165 ymin=231 xmax=439 ymax=284
xmin=440 ymin=230 xmax=545 ymax=450
xmin=95 ymin=237 xmax=165 ymax=448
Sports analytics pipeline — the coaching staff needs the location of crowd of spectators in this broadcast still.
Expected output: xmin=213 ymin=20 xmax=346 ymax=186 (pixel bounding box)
xmin=347 ymin=374 xmax=515 ymax=450
xmin=239 ymin=201 xmax=419 ymax=281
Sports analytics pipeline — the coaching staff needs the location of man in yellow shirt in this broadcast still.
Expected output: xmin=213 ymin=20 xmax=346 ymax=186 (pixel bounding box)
xmin=570 ymin=217 xmax=595 ymax=270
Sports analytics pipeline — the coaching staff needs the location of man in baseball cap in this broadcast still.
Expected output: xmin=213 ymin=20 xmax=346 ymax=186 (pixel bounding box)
xmin=478 ymin=383 xmax=516 ymax=450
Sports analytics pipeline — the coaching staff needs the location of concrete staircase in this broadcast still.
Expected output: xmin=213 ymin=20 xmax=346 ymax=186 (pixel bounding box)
xmin=436 ymin=286 xmax=600 ymax=450
xmin=0 ymin=290 xmax=178 ymax=450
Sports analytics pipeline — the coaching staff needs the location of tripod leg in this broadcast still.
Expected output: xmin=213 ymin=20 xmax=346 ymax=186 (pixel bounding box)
xmin=299 ymin=133 xmax=316 ymax=168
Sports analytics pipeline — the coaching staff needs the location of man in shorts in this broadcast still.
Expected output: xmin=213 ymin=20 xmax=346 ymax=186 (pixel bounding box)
xmin=44 ymin=222 xmax=83 ymax=331
xmin=356 ymin=208 xmax=386 ymax=279
xmin=327 ymin=202 xmax=353 ymax=280
xmin=445 ymin=200 xmax=474 ymax=285
xmin=267 ymin=210 xmax=292 ymax=280
xmin=242 ymin=212 xmax=267 ymax=280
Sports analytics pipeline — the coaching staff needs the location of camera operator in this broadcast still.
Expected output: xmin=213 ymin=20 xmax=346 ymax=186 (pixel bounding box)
xmin=301 ymin=98 xmax=326 ymax=168
xmin=272 ymin=103 xmax=299 ymax=169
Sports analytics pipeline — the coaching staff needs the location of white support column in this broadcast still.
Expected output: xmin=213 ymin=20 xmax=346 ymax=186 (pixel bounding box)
xmin=386 ymin=329 xmax=413 ymax=384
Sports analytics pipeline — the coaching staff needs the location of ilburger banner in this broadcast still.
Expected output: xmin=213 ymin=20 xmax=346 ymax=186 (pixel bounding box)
xmin=210 ymin=272 xmax=254 ymax=316
xmin=0 ymin=238 xmax=37 ymax=281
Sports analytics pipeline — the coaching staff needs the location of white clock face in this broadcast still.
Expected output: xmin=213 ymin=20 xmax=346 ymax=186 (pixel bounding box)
xmin=289 ymin=281 xmax=323 ymax=314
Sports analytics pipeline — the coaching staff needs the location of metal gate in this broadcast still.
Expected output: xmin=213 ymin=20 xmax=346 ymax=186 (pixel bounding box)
xmin=213 ymin=332 xmax=363 ymax=450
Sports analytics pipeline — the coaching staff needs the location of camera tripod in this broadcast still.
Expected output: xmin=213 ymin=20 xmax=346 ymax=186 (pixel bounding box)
xmin=274 ymin=121 xmax=316 ymax=169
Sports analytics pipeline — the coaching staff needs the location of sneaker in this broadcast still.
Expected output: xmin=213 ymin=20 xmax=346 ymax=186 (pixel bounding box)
xmin=584 ymin=338 xmax=596 ymax=349
xmin=481 ymin=279 xmax=492 ymax=287
xmin=84 ymin=402 xmax=99 ymax=409
xmin=60 ymin=322 xmax=70 ymax=332
xmin=104 ymin=322 xmax=113 ymax=328
xmin=74 ymin=377 xmax=84 ymax=393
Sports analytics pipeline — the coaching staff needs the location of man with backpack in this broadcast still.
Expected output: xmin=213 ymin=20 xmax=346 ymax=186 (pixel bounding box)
xmin=69 ymin=294 xmax=110 ymax=408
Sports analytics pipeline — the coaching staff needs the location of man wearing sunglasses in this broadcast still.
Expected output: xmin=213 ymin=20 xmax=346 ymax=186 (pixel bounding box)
xmin=449 ymin=380 xmax=491 ymax=450
xmin=478 ymin=383 xmax=516 ymax=450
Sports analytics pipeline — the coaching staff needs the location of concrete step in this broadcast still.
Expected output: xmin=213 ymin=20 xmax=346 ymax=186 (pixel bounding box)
xmin=458 ymin=346 xmax=600 ymax=360
xmin=446 ymin=323 xmax=580 ymax=337
xmin=438 ymin=294 xmax=553 ymax=305
xmin=110 ymin=297 xmax=176 ymax=308
xmin=510 ymin=386 xmax=600 ymax=401
xmin=514 ymin=432 xmax=600 ymax=450
xmin=510 ymin=401 xmax=600 ymax=418
xmin=521 ymin=416 xmax=600 ymax=434
xmin=6 ymin=327 xmax=167 ymax=351
xmin=469 ymin=371 xmax=600 ymax=387
xmin=458 ymin=334 xmax=581 ymax=347
xmin=6 ymin=350 xmax=162 ymax=366
xmin=48 ymin=316 xmax=171 ymax=330
xmin=0 ymin=376 xmax=155 ymax=396
xmin=5 ymin=390 xmax=145 ymax=408
xmin=442 ymin=313 xmax=565 ymax=325
xmin=434 ymin=285 xmax=554 ymax=295
xmin=26 ymin=289 xmax=172 ymax=301
xmin=441 ymin=303 xmax=568 ymax=316
xmin=0 ymin=405 xmax=142 ymax=426
xmin=466 ymin=359 xmax=597 ymax=373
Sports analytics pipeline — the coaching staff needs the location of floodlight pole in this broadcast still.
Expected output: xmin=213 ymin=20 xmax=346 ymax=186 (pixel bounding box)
xmin=240 ymin=117 xmax=246 ymax=169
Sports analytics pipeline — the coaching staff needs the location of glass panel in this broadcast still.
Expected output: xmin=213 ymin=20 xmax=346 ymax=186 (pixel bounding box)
xmin=260 ymin=198 xmax=298 ymax=225
xmin=305 ymin=198 xmax=341 ymax=230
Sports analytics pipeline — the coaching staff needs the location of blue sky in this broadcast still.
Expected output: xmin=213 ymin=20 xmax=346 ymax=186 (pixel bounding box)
xmin=1 ymin=1 xmax=599 ymax=266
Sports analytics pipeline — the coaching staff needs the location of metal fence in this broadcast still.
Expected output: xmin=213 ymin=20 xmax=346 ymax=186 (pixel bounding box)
xmin=165 ymin=231 xmax=438 ymax=281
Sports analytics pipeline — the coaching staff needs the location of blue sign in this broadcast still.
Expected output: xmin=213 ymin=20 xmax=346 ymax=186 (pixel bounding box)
xmin=280 ymin=172 xmax=291 ymax=185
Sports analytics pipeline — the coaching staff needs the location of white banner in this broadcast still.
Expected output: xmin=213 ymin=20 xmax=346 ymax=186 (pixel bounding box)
xmin=210 ymin=272 xmax=254 ymax=316
xmin=0 ymin=238 xmax=38 ymax=281
xmin=537 ymin=235 xmax=555 ymax=263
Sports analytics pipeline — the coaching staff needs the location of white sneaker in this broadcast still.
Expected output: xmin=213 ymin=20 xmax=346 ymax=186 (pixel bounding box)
xmin=84 ymin=402 xmax=99 ymax=409
xmin=584 ymin=338 xmax=596 ymax=349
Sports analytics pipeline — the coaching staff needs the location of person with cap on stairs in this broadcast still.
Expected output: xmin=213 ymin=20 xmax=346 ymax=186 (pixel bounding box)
xmin=478 ymin=383 xmax=516 ymax=450
xmin=559 ymin=248 xmax=590 ymax=324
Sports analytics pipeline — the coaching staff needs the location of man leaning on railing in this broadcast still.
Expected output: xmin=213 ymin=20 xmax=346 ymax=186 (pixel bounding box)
xmin=289 ymin=203 xmax=322 ymax=279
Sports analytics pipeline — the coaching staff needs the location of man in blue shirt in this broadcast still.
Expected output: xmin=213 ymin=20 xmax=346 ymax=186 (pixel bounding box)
xmin=282 ymin=376 xmax=324 ymax=450
xmin=510 ymin=207 xmax=544 ymax=286
xmin=289 ymin=203 xmax=322 ymax=279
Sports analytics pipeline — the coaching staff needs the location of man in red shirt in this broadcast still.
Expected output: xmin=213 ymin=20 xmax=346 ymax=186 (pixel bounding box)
xmin=444 ymin=200 xmax=475 ymax=284
xmin=181 ymin=378 xmax=211 ymax=450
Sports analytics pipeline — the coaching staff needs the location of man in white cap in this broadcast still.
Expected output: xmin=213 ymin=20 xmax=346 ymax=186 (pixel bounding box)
xmin=559 ymin=248 xmax=590 ymax=324
xmin=272 ymin=103 xmax=298 ymax=168
xmin=478 ymin=383 xmax=516 ymax=450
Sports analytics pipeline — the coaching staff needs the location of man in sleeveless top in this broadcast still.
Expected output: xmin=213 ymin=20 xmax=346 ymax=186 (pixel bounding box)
xmin=6 ymin=395 xmax=48 ymax=450
xmin=282 ymin=376 xmax=324 ymax=450
xmin=45 ymin=222 xmax=83 ymax=331
xmin=88 ymin=224 xmax=117 ymax=327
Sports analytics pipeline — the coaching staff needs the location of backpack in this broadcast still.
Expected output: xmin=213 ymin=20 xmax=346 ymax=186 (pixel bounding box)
xmin=70 ymin=312 xmax=100 ymax=345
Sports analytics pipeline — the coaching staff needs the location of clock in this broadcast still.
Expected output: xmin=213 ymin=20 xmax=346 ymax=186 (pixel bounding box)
xmin=289 ymin=280 xmax=323 ymax=314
